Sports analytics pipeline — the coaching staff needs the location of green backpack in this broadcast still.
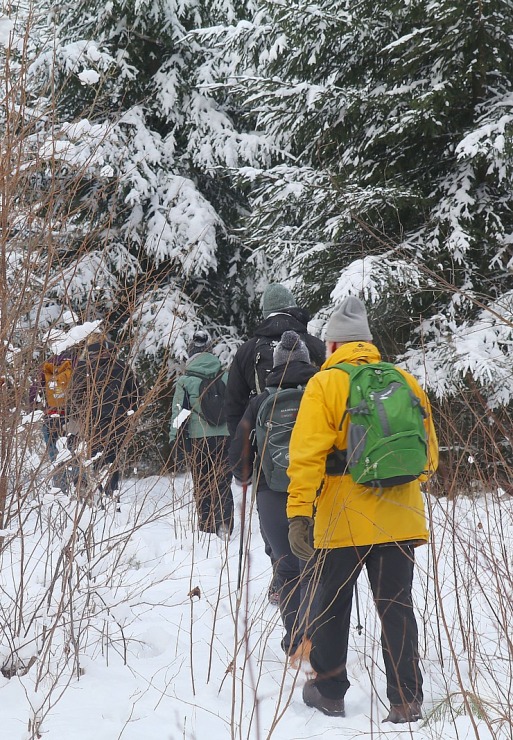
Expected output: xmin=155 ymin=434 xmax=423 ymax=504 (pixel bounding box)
xmin=330 ymin=362 xmax=428 ymax=489
xmin=254 ymin=386 xmax=304 ymax=491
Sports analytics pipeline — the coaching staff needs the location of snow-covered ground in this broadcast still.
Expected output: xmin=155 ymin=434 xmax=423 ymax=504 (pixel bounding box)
xmin=0 ymin=472 xmax=511 ymax=739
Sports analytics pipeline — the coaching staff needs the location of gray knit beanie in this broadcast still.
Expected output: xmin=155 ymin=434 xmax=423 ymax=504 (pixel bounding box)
xmin=262 ymin=283 xmax=297 ymax=319
xmin=324 ymin=296 xmax=373 ymax=343
xmin=273 ymin=331 xmax=310 ymax=367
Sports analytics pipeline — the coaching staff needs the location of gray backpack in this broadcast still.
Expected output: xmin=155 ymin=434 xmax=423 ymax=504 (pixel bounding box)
xmin=254 ymin=386 xmax=304 ymax=491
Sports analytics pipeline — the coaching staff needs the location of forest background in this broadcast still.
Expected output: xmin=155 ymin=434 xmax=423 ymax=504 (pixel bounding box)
xmin=1 ymin=2 xmax=513 ymax=738
xmin=2 ymin=0 xmax=513 ymax=474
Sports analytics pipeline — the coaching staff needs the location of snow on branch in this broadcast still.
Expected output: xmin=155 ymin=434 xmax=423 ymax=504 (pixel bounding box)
xmin=402 ymin=292 xmax=513 ymax=405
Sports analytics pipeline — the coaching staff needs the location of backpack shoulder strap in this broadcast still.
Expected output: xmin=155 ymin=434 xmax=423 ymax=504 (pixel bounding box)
xmin=254 ymin=337 xmax=275 ymax=394
xmin=255 ymin=387 xmax=274 ymax=419
xmin=328 ymin=362 xmax=356 ymax=376
xmin=324 ymin=363 xmax=362 ymax=431
xmin=328 ymin=360 xmax=396 ymax=378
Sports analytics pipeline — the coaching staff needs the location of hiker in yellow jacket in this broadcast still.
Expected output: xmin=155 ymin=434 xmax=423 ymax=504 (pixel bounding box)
xmin=286 ymin=296 xmax=438 ymax=724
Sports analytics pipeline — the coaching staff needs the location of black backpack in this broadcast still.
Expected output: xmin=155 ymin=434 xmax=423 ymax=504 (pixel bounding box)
xmin=198 ymin=375 xmax=227 ymax=426
xmin=253 ymin=337 xmax=279 ymax=394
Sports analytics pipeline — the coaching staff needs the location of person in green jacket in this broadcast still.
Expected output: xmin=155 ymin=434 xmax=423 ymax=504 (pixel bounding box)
xmin=169 ymin=331 xmax=234 ymax=537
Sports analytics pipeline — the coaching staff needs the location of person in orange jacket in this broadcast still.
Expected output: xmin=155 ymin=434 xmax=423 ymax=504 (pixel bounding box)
xmin=286 ymin=296 xmax=438 ymax=723
xmin=30 ymin=350 xmax=75 ymax=491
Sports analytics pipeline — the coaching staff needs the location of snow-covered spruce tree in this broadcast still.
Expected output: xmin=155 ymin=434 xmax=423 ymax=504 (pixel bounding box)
xmin=196 ymin=0 xmax=513 ymax=483
xmin=14 ymin=0 xmax=270 ymax=465
xmin=209 ymin=1 xmax=513 ymax=413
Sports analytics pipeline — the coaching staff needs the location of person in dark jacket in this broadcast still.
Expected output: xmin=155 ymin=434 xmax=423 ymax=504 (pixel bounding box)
xmin=225 ymin=284 xmax=326 ymax=437
xmin=229 ymin=331 xmax=318 ymax=665
xmin=226 ymin=284 xmax=326 ymax=601
xmin=169 ymin=331 xmax=234 ymax=537
xmin=69 ymin=335 xmax=138 ymax=498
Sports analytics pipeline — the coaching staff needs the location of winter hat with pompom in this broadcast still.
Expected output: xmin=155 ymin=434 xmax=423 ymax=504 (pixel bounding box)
xmin=273 ymin=331 xmax=311 ymax=367
xmin=324 ymin=296 xmax=372 ymax=343
xmin=262 ymin=284 xmax=297 ymax=319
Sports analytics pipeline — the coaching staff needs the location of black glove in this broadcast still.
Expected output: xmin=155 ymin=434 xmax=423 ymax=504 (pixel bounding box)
xmin=288 ymin=516 xmax=315 ymax=560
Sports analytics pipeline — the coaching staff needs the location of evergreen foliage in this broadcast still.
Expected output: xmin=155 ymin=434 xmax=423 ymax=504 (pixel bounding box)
xmin=10 ymin=0 xmax=264 ymax=378
xmin=206 ymin=0 xmax=513 ymax=409
xmin=2 ymin=0 xmax=264 ymax=467
xmin=4 ymin=0 xmax=513 ymax=472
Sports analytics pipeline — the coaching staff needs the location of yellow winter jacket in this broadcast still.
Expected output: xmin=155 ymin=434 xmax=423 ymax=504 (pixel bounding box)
xmin=286 ymin=342 xmax=439 ymax=549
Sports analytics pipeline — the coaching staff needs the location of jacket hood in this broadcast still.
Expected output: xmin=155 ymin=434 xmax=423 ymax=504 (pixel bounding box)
xmin=254 ymin=308 xmax=309 ymax=338
xmin=266 ymin=360 xmax=317 ymax=389
xmin=322 ymin=341 xmax=381 ymax=369
xmin=185 ymin=351 xmax=222 ymax=379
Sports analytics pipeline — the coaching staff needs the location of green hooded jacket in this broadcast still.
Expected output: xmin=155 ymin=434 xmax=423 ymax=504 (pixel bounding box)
xmin=169 ymin=352 xmax=228 ymax=440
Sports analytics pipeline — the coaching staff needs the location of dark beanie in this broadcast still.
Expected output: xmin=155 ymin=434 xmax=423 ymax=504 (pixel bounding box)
xmin=273 ymin=331 xmax=310 ymax=367
xmin=262 ymin=283 xmax=297 ymax=319
xmin=187 ymin=329 xmax=212 ymax=357
xmin=324 ymin=296 xmax=373 ymax=343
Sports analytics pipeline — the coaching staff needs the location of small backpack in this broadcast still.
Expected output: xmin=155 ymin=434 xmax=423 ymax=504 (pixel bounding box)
xmin=253 ymin=337 xmax=279 ymax=394
xmin=43 ymin=359 xmax=73 ymax=409
xmin=331 ymin=362 xmax=428 ymax=488
xmin=198 ymin=375 xmax=227 ymax=426
xmin=254 ymin=386 xmax=304 ymax=491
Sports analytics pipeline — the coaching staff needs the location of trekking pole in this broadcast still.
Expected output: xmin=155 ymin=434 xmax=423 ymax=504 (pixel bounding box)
xmin=236 ymin=482 xmax=248 ymax=596
xmin=354 ymin=582 xmax=363 ymax=635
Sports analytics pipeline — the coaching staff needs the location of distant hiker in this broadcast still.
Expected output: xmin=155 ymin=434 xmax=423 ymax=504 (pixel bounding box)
xmin=287 ymin=296 xmax=439 ymax=722
xmin=225 ymin=283 xmax=326 ymax=601
xmin=30 ymin=350 xmax=76 ymax=492
xmin=69 ymin=334 xmax=138 ymax=499
xmin=169 ymin=330 xmax=234 ymax=537
xmin=230 ymin=331 xmax=318 ymax=665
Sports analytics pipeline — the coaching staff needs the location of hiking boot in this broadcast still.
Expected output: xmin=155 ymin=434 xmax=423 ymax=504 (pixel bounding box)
xmin=100 ymin=491 xmax=121 ymax=512
xmin=268 ymin=589 xmax=280 ymax=606
xmin=383 ymin=701 xmax=423 ymax=724
xmin=216 ymin=523 xmax=231 ymax=539
xmin=289 ymin=637 xmax=312 ymax=669
xmin=302 ymin=679 xmax=345 ymax=717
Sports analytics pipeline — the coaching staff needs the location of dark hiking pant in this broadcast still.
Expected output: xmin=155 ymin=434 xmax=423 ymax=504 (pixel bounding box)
xmin=43 ymin=416 xmax=70 ymax=492
xmin=311 ymin=544 xmax=423 ymax=706
xmin=43 ymin=416 xmax=64 ymax=464
xmin=190 ymin=437 xmax=234 ymax=534
xmin=262 ymin=529 xmax=280 ymax=592
xmin=257 ymin=487 xmax=319 ymax=652
xmin=93 ymin=446 xmax=120 ymax=496
xmin=253 ymin=480 xmax=282 ymax=597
